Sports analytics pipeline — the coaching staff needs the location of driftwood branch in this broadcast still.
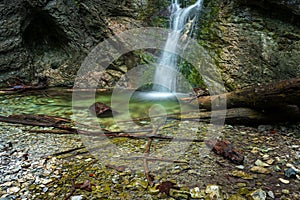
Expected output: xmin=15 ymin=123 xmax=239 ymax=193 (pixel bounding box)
xmin=0 ymin=115 xmax=77 ymax=132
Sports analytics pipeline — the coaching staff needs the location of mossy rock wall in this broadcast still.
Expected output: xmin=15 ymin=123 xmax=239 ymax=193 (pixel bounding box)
xmin=198 ymin=0 xmax=300 ymax=90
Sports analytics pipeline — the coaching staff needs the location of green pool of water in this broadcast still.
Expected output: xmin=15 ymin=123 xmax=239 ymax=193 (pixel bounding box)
xmin=0 ymin=88 xmax=196 ymax=128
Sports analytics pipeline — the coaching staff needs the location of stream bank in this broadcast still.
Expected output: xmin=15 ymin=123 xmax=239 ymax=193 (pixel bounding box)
xmin=0 ymin=89 xmax=299 ymax=199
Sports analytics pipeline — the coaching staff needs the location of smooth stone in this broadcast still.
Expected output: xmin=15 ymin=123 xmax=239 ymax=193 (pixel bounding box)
xmin=250 ymin=166 xmax=271 ymax=174
xmin=42 ymin=187 xmax=48 ymax=193
xmin=71 ymin=196 xmax=83 ymax=200
xmin=255 ymin=159 xmax=269 ymax=167
xmin=7 ymin=186 xmax=20 ymax=194
xmin=249 ymin=188 xmax=266 ymax=200
xmin=236 ymin=182 xmax=247 ymax=187
xmin=266 ymin=159 xmax=275 ymax=165
xmin=278 ymin=178 xmax=290 ymax=184
xmin=231 ymin=170 xmax=254 ymax=180
xmin=267 ymin=191 xmax=275 ymax=199
xmin=235 ymin=165 xmax=245 ymax=170
xmin=284 ymin=168 xmax=297 ymax=178
xmin=281 ymin=189 xmax=289 ymax=194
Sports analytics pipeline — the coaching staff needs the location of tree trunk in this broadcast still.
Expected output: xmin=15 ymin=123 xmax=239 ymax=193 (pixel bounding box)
xmin=184 ymin=77 xmax=300 ymax=111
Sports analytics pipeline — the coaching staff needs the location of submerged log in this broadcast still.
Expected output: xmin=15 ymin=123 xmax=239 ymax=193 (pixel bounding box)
xmin=185 ymin=77 xmax=300 ymax=111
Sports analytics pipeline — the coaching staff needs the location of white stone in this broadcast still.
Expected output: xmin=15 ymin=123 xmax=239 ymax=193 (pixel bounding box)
xmin=205 ymin=185 xmax=223 ymax=200
xmin=267 ymin=191 xmax=275 ymax=199
xmin=278 ymin=178 xmax=289 ymax=184
xmin=7 ymin=186 xmax=20 ymax=194
xmin=71 ymin=195 xmax=83 ymax=200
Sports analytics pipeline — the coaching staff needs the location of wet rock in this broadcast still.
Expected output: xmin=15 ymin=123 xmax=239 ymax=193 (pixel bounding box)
xmin=205 ymin=185 xmax=223 ymax=200
xmin=89 ymin=102 xmax=117 ymax=118
xmin=254 ymin=159 xmax=269 ymax=167
xmin=250 ymin=166 xmax=271 ymax=174
xmin=169 ymin=189 xmax=189 ymax=199
xmin=229 ymin=194 xmax=246 ymax=200
xmin=266 ymin=159 xmax=274 ymax=165
xmin=7 ymin=186 xmax=20 ymax=194
xmin=284 ymin=168 xmax=297 ymax=179
xmin=267 ymin=191 xmax=275 ymax=199
xmin=235 ymin=165 xmax=245 ymax=170
xmin=282 ymin=189 xmax=290 ymax=194
xmin=190 ymin=187 xmax=204 ymax=199
xmin=231 ymin=170 xmax=254 ymax=180
xmin=278 ymin=178 xmax=290 ymax=184
xmin=71 ymin=196 xmax=83 ymax=200
xmin=249 ymin=188 xmax=266 ymax=200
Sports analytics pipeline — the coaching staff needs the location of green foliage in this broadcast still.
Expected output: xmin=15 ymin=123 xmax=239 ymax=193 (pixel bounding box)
xmin=178 ymin=59 xmax=206 ymax=89
xmin=73 ymin=0 xmax=81 ymax=7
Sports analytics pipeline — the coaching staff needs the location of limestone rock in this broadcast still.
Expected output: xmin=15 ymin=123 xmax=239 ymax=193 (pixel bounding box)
xmin=249 ymin=188 xmax=266 ymax=200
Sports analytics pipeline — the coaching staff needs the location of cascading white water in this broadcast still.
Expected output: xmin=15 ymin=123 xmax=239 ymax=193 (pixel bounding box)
xmin=152 ymin=0 xmax=203 ymax=93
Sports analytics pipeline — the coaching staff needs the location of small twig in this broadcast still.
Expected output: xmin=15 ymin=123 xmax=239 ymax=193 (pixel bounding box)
xmin=143 ymin=121 xmax=165 ymax=187
xmin=25 ymin=129 xmax=75 ymax=134
xmin=51 ymin=146 xmax=86 ymax=157
xmin=123 ymin=156 xmax=188 ymax=164
xmin=143 ymin=137 xmax=154 ymax=186
xmin=82 ymin=133 xmax=205 ymax=144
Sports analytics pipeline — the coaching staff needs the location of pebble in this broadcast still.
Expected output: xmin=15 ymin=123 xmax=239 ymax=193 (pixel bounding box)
xmin=7 ymin=186 xmax=20 ymax=194
xmin=190 ymin=187 xmax=202 ymax=198
xmin=266 ymin=159 xmax=274 ymax=165
xmin=255 ymin=159 xmax=270 ymax=167
xmin=0 ymin=124 xmax=82 ymax=200
xmin=205 ymin=185 xmax=223 ymax=200
xmin=284 ymin=168 xmax=297 ymax=178
xmin=71 ymin=195 xmax=83 ymax=200
xmin=282 ymin=189 xmax=290 ymax=194
xmin=250 ymin=166 xmax=271 ymax=174
xmin=235 ymin=165 xmax=245 ymax=170
xmin=278 ymin=178 xmax=290 ymax=184
xmin=267 ymin=191 xmax=275 ymax=199
xmin=249 ymin=188 xmax=266 ymax=200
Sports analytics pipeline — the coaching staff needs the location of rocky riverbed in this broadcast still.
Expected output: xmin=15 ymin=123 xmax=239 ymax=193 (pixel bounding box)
xmin=0 ymin=120 xmax=299 ymax=200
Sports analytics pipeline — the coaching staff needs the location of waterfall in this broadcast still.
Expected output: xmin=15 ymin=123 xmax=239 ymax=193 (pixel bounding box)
xmin=152 ymin=0 xmax=203 ymax=93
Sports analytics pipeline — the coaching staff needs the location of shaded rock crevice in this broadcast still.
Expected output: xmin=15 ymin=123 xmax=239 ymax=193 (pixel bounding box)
xmin=0 ymin=0 xmax=140 ymax=87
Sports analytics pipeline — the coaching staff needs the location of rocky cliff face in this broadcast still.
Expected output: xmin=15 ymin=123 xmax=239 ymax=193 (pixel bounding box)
xmin=0 ymin=0 xmax=140 ymax=87
xmin=198 ymin=0 xmax=300 ymax=89
xmin=0 ymin=0 xmax=299 ymax=89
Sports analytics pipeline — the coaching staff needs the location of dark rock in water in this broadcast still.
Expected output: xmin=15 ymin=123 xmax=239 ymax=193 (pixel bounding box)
xmin=284 ymin=168 xmax=297 ymax=179
xmin=89 ymin=102 xmax=117 ymax=118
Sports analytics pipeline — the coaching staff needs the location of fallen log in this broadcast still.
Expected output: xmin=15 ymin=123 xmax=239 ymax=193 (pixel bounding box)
xmin=178 ymin=107 xmax=300 ymax=125
xmin=184 ymin=77 xmax=300 ymax=111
